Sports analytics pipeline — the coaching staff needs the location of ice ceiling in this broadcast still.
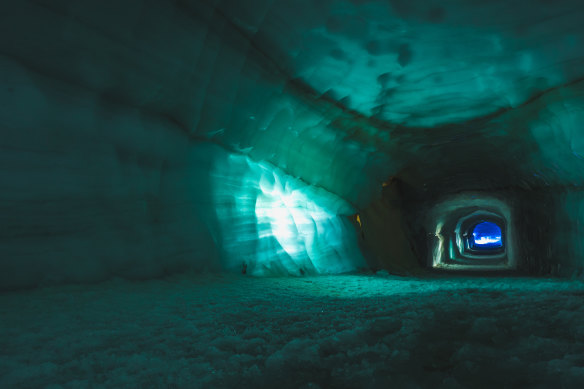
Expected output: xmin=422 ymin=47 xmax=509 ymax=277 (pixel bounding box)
xmin=1 ymin=0 xmax=584 ymax=289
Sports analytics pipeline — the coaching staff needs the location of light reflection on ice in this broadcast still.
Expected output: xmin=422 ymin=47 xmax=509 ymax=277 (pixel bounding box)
xmin=473 ymin=235 xmax=502 ymax=245
xmin=256 ymin=176 xmax=335 ymax=259
xmin=212 ymin=151 xmax=364 ymax=276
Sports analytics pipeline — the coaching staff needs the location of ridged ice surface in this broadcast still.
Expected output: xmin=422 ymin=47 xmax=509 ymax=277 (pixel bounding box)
xmin=211 ymin=149 xmax=365 ymax=275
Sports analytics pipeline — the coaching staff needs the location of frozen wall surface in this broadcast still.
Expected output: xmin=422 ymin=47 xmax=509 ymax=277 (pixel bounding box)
xmin=1 ymin=0 xmax=584 ymax=289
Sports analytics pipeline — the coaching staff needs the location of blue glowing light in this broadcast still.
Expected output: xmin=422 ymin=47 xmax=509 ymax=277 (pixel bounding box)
xmin=470 ymin=221 xmax=503 ymax=249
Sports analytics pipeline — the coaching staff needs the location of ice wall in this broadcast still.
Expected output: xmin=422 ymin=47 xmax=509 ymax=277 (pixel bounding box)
xmin=2 ymin=0 xmax=584 ymax=289
xmin=554 ymin=192 xmax=584 ymax=276
xmin=0 ymin=0 xmax=376 ymax=290
xmin=0 ymin=57 xmax=218 ymax=289
xmin=526 ymin=89 xmax=584 ymax=275
xmin=0 ymin=51 xmax=367 ymax=289
xmin=209 ymin=146 xmax=365 ymax=275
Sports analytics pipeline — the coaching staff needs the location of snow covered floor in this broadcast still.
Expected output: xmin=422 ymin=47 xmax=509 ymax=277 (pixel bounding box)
xmin=2 ymin=273 xmax=584 ymax=388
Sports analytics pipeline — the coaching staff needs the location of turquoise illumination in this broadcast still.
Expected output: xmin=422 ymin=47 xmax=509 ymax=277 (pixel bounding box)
xmin=211 ymin=149 xmax=364 ymax=276
xmin=256 ymin=174 xmax=334 ymax=260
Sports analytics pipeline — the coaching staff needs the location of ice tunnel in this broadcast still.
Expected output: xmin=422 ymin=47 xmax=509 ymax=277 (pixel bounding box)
xmin=2 ymin=0 xmax=584 ymax=387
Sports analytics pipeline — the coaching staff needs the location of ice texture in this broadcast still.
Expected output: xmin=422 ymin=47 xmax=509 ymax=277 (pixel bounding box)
xmin=211 ymin=150 xmax=365 ymax=275
xmin=2 ymin=1 xmax=584 ymax=385
xmin=2 ymin=274 xmax=584 ymax=388
xmin=2 ymin=0 xmax=584 ymax=289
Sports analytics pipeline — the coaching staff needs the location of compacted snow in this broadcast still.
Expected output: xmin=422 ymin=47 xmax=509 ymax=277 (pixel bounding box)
xmin=2 ymin=273 xmax=584 ymax=388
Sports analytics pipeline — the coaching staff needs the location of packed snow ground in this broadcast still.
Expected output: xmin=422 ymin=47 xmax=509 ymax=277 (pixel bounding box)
xmin=2 ymin=273 xmax=584 ymax=388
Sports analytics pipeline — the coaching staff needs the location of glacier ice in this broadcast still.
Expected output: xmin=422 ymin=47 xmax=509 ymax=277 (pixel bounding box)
xmin=210 ymin=147 xmax=365 ymax=276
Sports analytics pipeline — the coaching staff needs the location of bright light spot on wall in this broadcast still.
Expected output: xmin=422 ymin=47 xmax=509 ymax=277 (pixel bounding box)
xmin=254 ymin=169 xmax=356 ymax=274
xmin=256 ymin=184 xmax=321 ymax=254
xmin=211 ymin=149 xmax=364 ymax=276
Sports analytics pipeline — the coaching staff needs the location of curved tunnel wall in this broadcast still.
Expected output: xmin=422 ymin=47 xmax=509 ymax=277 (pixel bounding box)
xmin=2 ymin=0 xmax=584 ymax=290
xmin=0 ymin=0 xmax=381 ymax=289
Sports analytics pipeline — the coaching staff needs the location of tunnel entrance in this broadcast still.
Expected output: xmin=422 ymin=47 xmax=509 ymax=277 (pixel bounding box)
xmin=425 ymin=194 xmax=516 ymax=271
xmin=469 ymin=221 xmax=503 ymax=251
